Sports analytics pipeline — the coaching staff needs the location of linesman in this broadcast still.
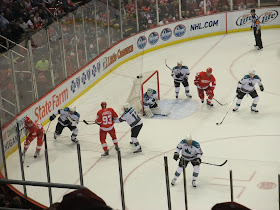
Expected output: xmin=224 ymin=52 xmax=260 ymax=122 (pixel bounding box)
xmin=251 ymin=9 xmax=263 ymax=50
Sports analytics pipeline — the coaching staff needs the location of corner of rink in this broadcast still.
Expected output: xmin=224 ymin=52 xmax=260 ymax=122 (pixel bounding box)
xmin=153 ymin=99 xmax=198 ymax=120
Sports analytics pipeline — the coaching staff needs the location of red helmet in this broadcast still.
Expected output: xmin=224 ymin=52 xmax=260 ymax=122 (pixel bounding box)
xmin=25 ymin=117 xmax=34 ymax=128
xmin=101 ymin=102 xmax=107 ymax=109
xmin=206 ymin=67 xmax=212 ymax=73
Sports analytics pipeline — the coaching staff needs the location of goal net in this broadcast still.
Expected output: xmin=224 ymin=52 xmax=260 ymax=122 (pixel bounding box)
xmin=126 ymin=70 xmax=160 ymax=115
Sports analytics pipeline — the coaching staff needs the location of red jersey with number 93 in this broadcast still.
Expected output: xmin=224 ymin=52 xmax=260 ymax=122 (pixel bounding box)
xmin=96 ymin=108 xmax=118 ymax=131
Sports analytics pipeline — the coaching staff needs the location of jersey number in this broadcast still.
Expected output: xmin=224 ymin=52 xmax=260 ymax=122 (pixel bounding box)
xmin=102 ymin=115 xmax=112 ymax=125
xmin=132 ymin=112 xmax=140 ymax=121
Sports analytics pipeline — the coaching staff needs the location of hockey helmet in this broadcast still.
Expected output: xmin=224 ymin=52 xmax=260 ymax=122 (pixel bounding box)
xmin=69 ymin=107 xmax=76 ymax=113
xmin=249 ymin=70 xmax=256 ymax=75
xmin=101 ymin=102 xmax=107 ymax=109
xmin=206 ymin=67 xmax=212 ymax=73
xmin=123 ymin=103 xmax=131 ymax=111
xmin=177 ymin=61 xmax=183 ymax=65
xmin=251 ymin=9 xmax=255 ymax=13
xmin=147 ymin=88 xmax=154 ymax=97
xmin=25 ymin=117 xmax=34 ymax=128
xmin=185 ymin=135 xmax=192 ymax=141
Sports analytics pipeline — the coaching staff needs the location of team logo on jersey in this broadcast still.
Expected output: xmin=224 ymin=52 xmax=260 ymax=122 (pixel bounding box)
xmin=161 ymin=28 xmax=172 ymax=41
xmin=148 ymin=32 xmax=159 ymax=45
xmin=174 ymin=24 xmax=186 ymax=37
xmin=137 ymin=36 xmax=147 ymax=49
xmin=236 ymin=13 xmax=252 ymax=26
xmin=81 ymin=72 xmax=86 ymax=85
xmin=259 ymin=10 xmax=278 ymax=24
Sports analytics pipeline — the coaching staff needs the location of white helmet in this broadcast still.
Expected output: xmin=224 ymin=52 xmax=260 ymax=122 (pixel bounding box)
xmin=185 ymin=135 xmax=192 ymax=141
xmin=177 ymin=61 xmax=183 ymax=65
xmin=147 ymin=88 xmax=153 ymax=97
xmin=69 ymin=107 xmax=76 ymax=112
xmin=123 ymin=103 xmax=131 ymax=111
xmin=249 ymin=70 xmax=256 ymax=75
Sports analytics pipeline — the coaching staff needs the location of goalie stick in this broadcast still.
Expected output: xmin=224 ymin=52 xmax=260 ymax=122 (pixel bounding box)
xmin=165 ymin=59 xmax=172 ymax=70
xmin=201 ymin=160 xmax=228 ymax=166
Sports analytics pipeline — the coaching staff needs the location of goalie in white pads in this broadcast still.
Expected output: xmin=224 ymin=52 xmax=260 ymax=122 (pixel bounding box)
xmin=171 ymin=61 xmax=192 ymax=99
xmin=143 ymin=88 xmax=169 ymax=118
xmin=233 ymin=70 xmax=264 ymax=113
xmin=115 ymin=103 xmax=143 ymax=153
xmin=171 ymin=135 xmax=203 ymax=187
xmin=49 ymin=107 xmax=80 ymax=143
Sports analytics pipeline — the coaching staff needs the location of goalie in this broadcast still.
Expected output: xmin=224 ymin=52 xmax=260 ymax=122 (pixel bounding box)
xmin=143 ymin=88 xmax=166 ymax=118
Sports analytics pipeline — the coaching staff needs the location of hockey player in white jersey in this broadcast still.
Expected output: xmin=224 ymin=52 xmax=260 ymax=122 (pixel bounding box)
xmin=233 ymin=70 xmax=264 ymax=112
xmin=143 ymin=88 xmax=162 ymax=118
xmin=171 ymin=61 xmax=192 ymax=99
xmin=49 ymin=107 xmax=80 ymax=143
xmin=115 ymin=103 xmax=143 ymax=153
xmin=171 ymin=135 xmax=203 ymax=187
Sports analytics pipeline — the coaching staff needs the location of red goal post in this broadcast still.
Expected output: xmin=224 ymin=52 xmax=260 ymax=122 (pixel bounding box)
xmin=126 ymin=70 xmax=160 ymax=116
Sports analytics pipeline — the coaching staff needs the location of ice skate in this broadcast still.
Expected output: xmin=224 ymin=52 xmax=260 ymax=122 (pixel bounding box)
xmin=134 ymin=147 xmax=142 ymax=153
xmin=34 ymin=150 xmax=40 ymax=158
xmin=201 ymin=100 xmax=204 ymax=103
xmin=171 ymin=178 xmax=176 ymax=186
xmin=192 ymin=180 xmax=197 ymax=187
xmin=101 ymin=151 xmax=109 ymax=156
xmin=233 ymin=107 xmax=239 ymax=112
xmin=251 ymin=106 xmax=259 ymax=113
xmin=130 ymin=141 xmax=133 ymax=144
xmin=71 ymin=136 xmax=78 ymax=143
xmin=207 ymin=102 xmax=213 ymax=107
xmin=185 ymin=91 xmax=192 ymax=98
xmin=54 ymin=132 xmax=57 ymax=139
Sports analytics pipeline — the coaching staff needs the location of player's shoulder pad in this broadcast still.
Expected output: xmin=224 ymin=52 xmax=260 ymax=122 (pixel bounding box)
xmin=123 ymin=107 xmax=132 ymax=115
xmin=253 ymin=75 xmax=260 ymax=80
xmin=192 ymin=140 xmax=200 ymax=148
xmin=64 ymin=107 xmax=70 ymax=112
xmin=152 ymin=89 xmax=157 ymax=94
xmin=182 ymin=65 xmax=188 ymax=69
xmin=243 ymin=75 xmax=250 ymax=79
xmin=74 ymin=112 xmax=80 ymax=117
xmin=180 ymin=139 xmax=187 ymax=144
xmin=173 ymin=66 xmax=178 ymax=70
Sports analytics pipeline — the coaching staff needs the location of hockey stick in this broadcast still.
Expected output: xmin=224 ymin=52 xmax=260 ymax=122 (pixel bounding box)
xmin=201 ymin=160 xmax=228 ymax=166
xmin=82 ymin=120 xmax=97 ymax=125
xmin=165 ymin=59 xmax=172 ymax=70
xmin=45 ymin=121 xmax=51 ymax=133
xmin=213 ymin=98 xmax=228 ymax=106
xmin=216 ymin=96 xmax=237 ymax=125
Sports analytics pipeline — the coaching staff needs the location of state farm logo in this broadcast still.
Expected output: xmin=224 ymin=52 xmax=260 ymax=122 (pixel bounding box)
xmin=174 ymin=24 xmax=186 ymax=37
xmin=259 ymin=10 xmax=278 ymax=24
xmin=161 ymin=28 xmax=172 ymax=41
xmin=148 ymin=32 xmax=159 ymax=45
xmin=236 ymin=13 xmax=252 ymax=26
xmin=137 ymin=36 xmax=147 ymax=49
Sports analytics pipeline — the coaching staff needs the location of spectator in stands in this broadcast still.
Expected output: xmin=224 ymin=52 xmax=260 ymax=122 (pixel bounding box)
xmin=35 ymin=57 xmax=50 ymax=73
xmin=185 ymin=10 xmax=191 ymax=18
xmin=198 ymin=7 xmax=204 ymax=16
xmin=0 ymin=194 xmax=7 ymax=207
xmin=238 ymin=1 xmax=247 ymax=10
xmin=6 ymin=196 xmax=22 ymax=208
xmin=210 ymin=7 xmax=219 ymax=14
xmin=0 ymin=11 xmax=10 ymax=29
xmin=159 ymin=17 xmax=169 ymax=26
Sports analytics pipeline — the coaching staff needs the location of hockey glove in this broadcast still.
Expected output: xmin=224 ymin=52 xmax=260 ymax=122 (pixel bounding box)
xmin=206 ymin=89 xmax=212 ymax=96
xmin=260 ymin=85 xmax=264 ymax=91
xmin=173 ymin=152 xmax=179 ymax=161
xmin=49 ymin=114 xmax=56 ymax=121
xmin=194 ymin=158 xmax=201 ymax=164
xmin=236 ymin=88 xmax=241 ymax=94
xmin=194 ymin=80 xmax=200 ymax=86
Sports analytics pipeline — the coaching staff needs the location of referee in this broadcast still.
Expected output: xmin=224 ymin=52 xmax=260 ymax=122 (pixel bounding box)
xmin=251 ymin=9 xmax=263 ymax=50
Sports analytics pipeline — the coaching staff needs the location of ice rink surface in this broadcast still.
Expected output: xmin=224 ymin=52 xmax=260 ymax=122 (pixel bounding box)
xmin=6 ymin=29 xmax=280 ymax=210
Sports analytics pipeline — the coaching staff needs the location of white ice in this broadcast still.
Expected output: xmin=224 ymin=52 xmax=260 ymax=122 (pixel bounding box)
xmin=5 ymin=29 xmax=280 ymax=210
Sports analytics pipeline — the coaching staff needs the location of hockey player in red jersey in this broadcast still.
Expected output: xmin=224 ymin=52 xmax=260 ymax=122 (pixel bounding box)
xmin=23 ymin=117 xmax=44 ymax=159
xmin=194 ymin=67 xmax=216 ymax=106
xmin=95 ymin=102 xmax=119 ymax=156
